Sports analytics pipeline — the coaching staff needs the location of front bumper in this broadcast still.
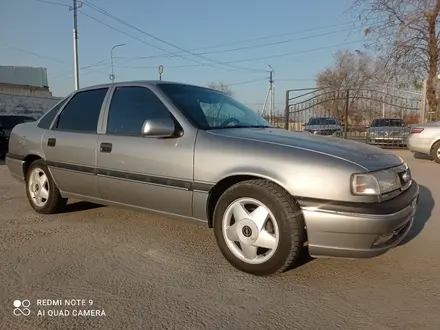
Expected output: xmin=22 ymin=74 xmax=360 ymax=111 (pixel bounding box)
xmin=299 ymin=181 xmax=419 ymax=259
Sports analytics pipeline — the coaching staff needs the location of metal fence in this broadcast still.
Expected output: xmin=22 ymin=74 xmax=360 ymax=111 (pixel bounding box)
xmin=263 ymin=87 xmax=424 ymax=149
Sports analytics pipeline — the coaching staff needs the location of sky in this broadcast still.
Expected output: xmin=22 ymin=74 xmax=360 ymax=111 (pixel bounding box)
xmin=1 ymin=0 xmax=366 ymax=112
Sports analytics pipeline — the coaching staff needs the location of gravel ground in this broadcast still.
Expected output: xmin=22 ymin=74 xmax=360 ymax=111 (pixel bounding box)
xmin=0 ymin=151 xmax=439 ymax=330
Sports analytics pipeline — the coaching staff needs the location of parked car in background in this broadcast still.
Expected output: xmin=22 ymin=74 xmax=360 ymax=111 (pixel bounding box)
xmin=366 ymin=118 xmax=410 ymax=147
xmin=5 ymin=81 xmax=419 ymax=276
xmin=303 ymin=116 xmax=343 ymax=135
xmin=407 ymin=121 xmax=440 ymax=163
xmin=0 ymin=114 xmax=38 ymax=158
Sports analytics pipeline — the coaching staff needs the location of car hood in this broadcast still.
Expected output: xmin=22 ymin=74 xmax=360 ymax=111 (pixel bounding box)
xmin=304 ymin=124 xmax=341 ymax=130
xmin=210 ymin=127 xmax=402 ymax=172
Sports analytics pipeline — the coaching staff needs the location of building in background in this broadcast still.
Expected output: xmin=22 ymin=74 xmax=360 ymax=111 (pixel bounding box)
xmin=0 ymin=66 xmax=61 ymax=116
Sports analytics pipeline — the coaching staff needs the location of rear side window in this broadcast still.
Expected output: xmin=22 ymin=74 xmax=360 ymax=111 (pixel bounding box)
xmin=55 ymin=88 xmax=108 ymax=133
xmin=38 ymin=98 xmax=68 ymax=129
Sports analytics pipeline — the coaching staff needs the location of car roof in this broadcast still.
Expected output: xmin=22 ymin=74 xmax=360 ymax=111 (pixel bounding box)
xmin=74 ymin=80 xmax=212 ymax=93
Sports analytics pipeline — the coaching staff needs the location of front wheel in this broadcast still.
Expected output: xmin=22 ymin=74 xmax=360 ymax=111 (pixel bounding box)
xmin=213 ymin=179 xmax=306 ymax=276
xmin=25 ymin=159 xmax=67 ymax=214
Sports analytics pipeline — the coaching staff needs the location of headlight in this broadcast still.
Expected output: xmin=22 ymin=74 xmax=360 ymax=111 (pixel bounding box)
xmin=367 ymin=131 xmax=376 ymax=136
xmin=351 ymin=169 xmax=402 ymax=196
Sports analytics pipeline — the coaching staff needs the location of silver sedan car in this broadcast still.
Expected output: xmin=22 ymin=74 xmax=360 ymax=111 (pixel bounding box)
xmin=5 ymin=81 xmax=419 ymax=276
xmin=407 ymin=121 xmax=440 ymax=163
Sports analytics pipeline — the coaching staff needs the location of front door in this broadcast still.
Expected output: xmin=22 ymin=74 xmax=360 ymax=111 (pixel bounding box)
xmin=96 ymin=85 xmax=195 ymax=217
xmin=42 ymin=87 xmax=110 ymax=198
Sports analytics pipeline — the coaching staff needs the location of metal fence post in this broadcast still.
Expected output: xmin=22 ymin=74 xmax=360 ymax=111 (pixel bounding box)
xmin=284 ymin=90 xmax=290 ymax=130
xmin=343 ymin=89 xmax=350 ymax=139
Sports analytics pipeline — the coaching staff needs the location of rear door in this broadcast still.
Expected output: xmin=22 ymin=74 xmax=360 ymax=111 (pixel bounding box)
xmin=42 ymin=87 xmax=111 ymax=198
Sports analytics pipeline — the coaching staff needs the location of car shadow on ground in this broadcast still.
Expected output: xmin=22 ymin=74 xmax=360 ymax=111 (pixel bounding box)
xmin=399 ymin=184 xmax=434 ymax=246
xmin=284 ymin=246 xmax=315 ymax=272
xmin=63 ymin=201 xmax=105 ymax=213
xmin=413 ymin=152 xmax=434 ymax=161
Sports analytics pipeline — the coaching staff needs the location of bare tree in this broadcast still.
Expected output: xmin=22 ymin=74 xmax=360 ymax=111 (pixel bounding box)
xmin=316 ymin=50 xmax=380 ymax=90
xmin=315 ymin=50 xmax=384 ymax=124
xmin=350 ymin=0 xmax=440 ymax=119
xmin=207 ymin=82 xmax=234 ymax=96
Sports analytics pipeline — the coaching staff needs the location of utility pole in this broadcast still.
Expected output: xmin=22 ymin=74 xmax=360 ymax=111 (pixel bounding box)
xmin=261 ymin=65 xmax=275 ymax=119
xmin=70 ymin=0 xmax=82 ymax=90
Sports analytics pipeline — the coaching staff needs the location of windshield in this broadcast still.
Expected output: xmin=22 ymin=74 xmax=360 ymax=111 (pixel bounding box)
xmin=0 ymin=116 xmax=36 ymax=129
xmin=370 ymin=118 xmax=405 ymax=127
xmin=307 ymin=118 xmax=338 ymax=125
xmin=158 ymin=84 xmax=273 ymax=129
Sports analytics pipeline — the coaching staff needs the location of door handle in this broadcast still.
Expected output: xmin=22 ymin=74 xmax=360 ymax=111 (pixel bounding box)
xmin=100 ymin=142 xmax=112 ymax=153
xmin=47 ymin=138 xmax=56 ymax=147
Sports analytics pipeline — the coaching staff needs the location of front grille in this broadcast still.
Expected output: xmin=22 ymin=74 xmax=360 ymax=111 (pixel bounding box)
xmin=316 ymin=129 xmax=339 ymax=135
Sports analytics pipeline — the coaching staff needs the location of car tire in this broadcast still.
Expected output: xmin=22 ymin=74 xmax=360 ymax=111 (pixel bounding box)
xmin=25 ymin=159 xmax=67 ymax=214
xmin=431 ymin=141 xmax=440 ymax=164
xmin=213 ymin=179 xmax=306 ymax=276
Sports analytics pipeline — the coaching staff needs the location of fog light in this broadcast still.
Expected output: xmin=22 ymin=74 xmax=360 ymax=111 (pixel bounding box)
xmin=372 ymin=233 xmax=394 ymax=246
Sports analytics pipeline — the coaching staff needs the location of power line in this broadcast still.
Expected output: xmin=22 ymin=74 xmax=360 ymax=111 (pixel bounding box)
xmin=7 ymin=45 xmax=67 ymax=64
xmin=32 ymin=0 xmax=362 ymax=54
xmin=116 ymin=38 xmax=366 ymax=70
xmin=173 ymin=21 xmax=359 ymax=52
xmin=80 ymin=0 xmax=267 ymax=73
xmin=6 ymin=44 xmax=109 ymax=78
xmin=32 ymin=0 xmax=69 ymax=7
xmin=116 ymin=25 xmax=369 ymax=61
xmin=31 ymin=0 xmax=264 ymax=73
xmin=79 ymin=11 xmax=263 ymax=74
xmin=227 ymin=77 xmax=269 ymax=87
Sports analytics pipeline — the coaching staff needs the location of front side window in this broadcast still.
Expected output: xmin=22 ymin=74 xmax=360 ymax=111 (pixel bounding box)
xmin=158 ymin=84 xmax=272 ymax=129
xmin=38 ymin=98 xmax=69 ymax=129
xmin=54 ymin=88 xmax=108 ymax=133
xmin=107 ymin=86 xmax=172 ymax=136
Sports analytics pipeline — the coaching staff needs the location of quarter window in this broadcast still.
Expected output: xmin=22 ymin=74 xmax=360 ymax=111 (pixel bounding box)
xmin=54 ymin=88 xmax=108 ymax=133
xmin=107 ymin=86 xmax=172 ymax=136
xmin=38 ymin=98 xmax=69 ymax=129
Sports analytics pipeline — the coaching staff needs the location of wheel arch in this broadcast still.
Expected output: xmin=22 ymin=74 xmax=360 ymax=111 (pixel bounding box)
xmin=206 ymin=173 xmax=293 ymax=228
xmin=430 ymin=138 xmax=440 ymax=152
xmin=23 ymin=154 xmax=43 ymax=176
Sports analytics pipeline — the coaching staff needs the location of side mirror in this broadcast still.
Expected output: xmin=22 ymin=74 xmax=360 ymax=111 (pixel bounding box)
xmin=365 ymin=125 xmax=370 ymax=129
xmin=302 ymin=122 xmax=306 ymax=126
xmin=141 ymin=117 xmax=179 ymax=138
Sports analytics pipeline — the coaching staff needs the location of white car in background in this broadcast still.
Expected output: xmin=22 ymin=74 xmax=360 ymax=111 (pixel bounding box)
xmin=407 ymin=121 xmax=440 ymax=163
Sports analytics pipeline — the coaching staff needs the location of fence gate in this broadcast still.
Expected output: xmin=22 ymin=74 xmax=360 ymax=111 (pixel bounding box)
xmin=276 ymin=87 xmax=423 ymax=149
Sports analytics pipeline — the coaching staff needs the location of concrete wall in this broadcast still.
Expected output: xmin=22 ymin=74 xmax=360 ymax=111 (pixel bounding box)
xmin=0 ymin=83 xmax=52 ymax=98
xmin=0 ymin=92 xmax=62 ymax=116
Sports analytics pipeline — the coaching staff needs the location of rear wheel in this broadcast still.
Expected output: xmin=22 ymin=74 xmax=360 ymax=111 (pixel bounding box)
xmin=431 ymin=141 xmax=440 ymax=164
xmin=213 ymin=179 xmax=306 ymax=276
xmin=25 ymin=159 xmax=67 ymax=214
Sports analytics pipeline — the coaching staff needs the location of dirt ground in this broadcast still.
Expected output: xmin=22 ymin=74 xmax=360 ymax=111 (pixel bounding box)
xmin=0 ymin=150 xmax=439 ymax=330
